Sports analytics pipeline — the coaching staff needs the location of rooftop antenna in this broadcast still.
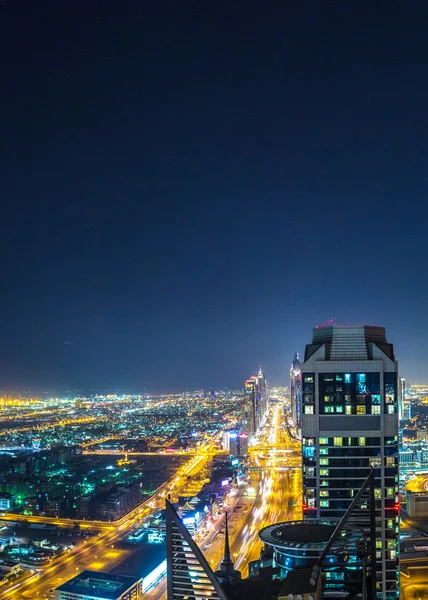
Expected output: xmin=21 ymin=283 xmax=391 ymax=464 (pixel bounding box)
xmin=316 ymin=317 xmax=336 ymax=329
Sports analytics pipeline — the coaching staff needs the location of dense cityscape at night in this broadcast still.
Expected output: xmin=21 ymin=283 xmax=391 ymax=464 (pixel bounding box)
xmin=3 ymin=1 xmax=428 ymax=599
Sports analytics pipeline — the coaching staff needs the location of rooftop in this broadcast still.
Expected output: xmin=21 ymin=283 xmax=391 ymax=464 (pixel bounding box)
xmin=305 ymin=325 xmax=395 ymax=362
xmin=259 ymin=520 xmax=363 ymax=551
xmin=56 ymin=570 xmax=141 ymax=599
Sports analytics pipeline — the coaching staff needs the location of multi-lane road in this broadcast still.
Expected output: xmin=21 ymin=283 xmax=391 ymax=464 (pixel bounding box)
xmin=0 ymin=442 xmax=218 ymax=599
xmin=146 ymin=403 xmax=301 ymax=600
xmin=1 ymin=403 xmax=302 ymax=599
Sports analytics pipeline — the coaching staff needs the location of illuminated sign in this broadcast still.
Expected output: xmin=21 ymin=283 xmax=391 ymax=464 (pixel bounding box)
xmin=221 ymin=479 xmax=230 ymax=487
xmin=183 ymin=516 xmax=195 ymax=525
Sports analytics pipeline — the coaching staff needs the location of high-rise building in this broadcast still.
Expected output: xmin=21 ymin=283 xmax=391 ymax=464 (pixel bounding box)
xmin=290 ymin=353 xmax=302 ymax=431
xmin=399 ymin=377 xmax=412 ymax=421
xmin=242 ymin=368 xmax=268 ymax=437
xmin=165 ymin=499 xmax=228 ymax=600
xmin=398 ymin=377 xmax=405 ymax=422
xmin=301 ymin=325 xmax=399 ymax=600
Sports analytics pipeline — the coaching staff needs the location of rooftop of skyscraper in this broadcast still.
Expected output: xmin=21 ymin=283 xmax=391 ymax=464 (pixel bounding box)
xmin=305 ymin=324 xmax=395 ymax=362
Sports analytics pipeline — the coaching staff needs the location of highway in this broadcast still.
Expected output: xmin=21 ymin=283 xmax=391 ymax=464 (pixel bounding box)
xmin=0 ymin=442 xmax=218 ymax=599
xmin=146 ymin=402 xmax=301 ymax=600
xmin=4 ymin=402 xmax=301 ymax=599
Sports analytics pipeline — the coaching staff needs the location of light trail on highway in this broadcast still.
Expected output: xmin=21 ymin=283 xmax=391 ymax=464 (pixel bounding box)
xmin=146 ymin=402 xmax=302 ymax=600
xmin=0 ymin=442 xmax=217 ymax=599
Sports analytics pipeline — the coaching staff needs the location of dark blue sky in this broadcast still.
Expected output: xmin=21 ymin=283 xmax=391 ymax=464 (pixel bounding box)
xmin=1 ymin=1 xmax=427 ymax=393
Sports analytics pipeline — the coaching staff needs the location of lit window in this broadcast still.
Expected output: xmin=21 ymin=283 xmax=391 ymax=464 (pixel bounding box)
xmin=304 ymin=405 xmax=314 ymax=414
xmin=320 ymin=500 xmax=329 ymax=508
xmin=386 ymin=457 xmax=395 ymax=466
xmin=320 ymin=448 xmax=328 ymax=455
xmin=345 ymin=405 xmax=352 ymax=415
xmin=356 ymin=405 xmax=366 ymax=414
xmin=320 ymin=469 xmax=329 ymax=476
xmin=374 ymin=489 xmax=382 ymax=499
xmin=389 ymin=550 xmax=396 ymax=560
xmin=324 ymin=406 xmax=334 ymax=413
xmin=336 ymin=405 xmax=343 ymax=413
xmin=376 ymin=551 xmax=382 ymax=559
xmin=387 ymin=520 xmax=393 ymax=529
xmin=371 ymin=404 xmax=381 ymax=414
xmin=319 ymin=438 xmax=328 ymax=445
xmin=320 ymin=458 xmax=329 ymax=465
xmin=376 ymin=541 xmax=382 ymax=549
xmin=333 ymin=437 xmax=342 ymax=446
xmin=344 ymin=374 xmax=352 ymax=383
xmin=320 ymin=480 xmax=329 ymax=487
xmin=320 ymin=490 xmax=329 ymax=497
xmin=308 ymin=498 xmax=315 ymax=508
xmin=358 ymin=437 xmax=365 ymax=446
xmin=388 ymin=405 xmax=395 ymax=414
xmin=386 ymin=488 xmax=394 ymax=498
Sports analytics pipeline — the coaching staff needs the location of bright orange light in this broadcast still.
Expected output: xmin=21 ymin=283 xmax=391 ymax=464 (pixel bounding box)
xmin=89 ymin=561 xmax=106 ymax=569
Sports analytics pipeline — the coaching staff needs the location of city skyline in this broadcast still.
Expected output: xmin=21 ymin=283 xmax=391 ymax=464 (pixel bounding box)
xmin=2 ymin=2 xmax=428 ymax=391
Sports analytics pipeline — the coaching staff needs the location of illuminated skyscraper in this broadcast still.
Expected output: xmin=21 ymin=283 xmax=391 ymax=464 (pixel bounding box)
xmin=242 ymin=368 xmax=268 ymax=437
xmin=399 ymin=377 xmax=410 ymax=421
xmin=301 ymin=325 xmax=399 ymax=600
xmin=290 ymin=353 xmax=302 ymax=431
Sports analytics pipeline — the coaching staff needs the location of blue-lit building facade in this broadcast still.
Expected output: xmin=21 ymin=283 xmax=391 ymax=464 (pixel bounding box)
xmin=302 ymin=325 xmax=399 ymax=600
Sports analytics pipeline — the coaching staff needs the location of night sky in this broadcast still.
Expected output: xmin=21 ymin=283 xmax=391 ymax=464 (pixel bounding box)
xmin=1 ymin=1 xmax=428 ymax=393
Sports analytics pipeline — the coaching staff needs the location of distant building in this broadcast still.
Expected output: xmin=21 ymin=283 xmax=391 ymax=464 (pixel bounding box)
xmin=302 ymin=324 xmax=399 ymax=599
xmin=290 ymin=353 xmax=302 ymax=430
xmin=406 ymin=491 xmax=428 ymax=518
xmin=399 ymin=448 xmax=414 ymax=466
xmin=398 ymin=377 xmax=406 ymax=421
xmin=54 ymin=570 xmax=142 ymax=600
xmin=243 ymin=368 xmax=268 ymax=437
xmin=416 ymin=449 xmax=428 ymax=466
xmin=0 ymin=493 xmax=13 ymax=511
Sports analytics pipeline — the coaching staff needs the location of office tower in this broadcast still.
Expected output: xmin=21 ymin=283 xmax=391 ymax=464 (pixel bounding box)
xmin=290 ymin=353 xmax=302 ymax=431
xmin=399 ymin=378 xmax=411 ymax=420
xmin=301 ymin=325 xmax=399 ymax=600
xmin=255 ymin=366 xmax=268 ymax=426
xmin=165 ymin=499 xmax=228 ymax=600
xmin=398 ymin=377 xmax=405 ymax=422
xmin=243 ymin=368 xmax=268 ymax=437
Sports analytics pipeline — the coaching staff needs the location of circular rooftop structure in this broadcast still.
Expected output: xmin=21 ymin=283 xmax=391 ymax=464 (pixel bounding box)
xmin=259 ymin=520 xmax=365 ymax=595
xmin=259 ymin=520 xmax=362 ymax=551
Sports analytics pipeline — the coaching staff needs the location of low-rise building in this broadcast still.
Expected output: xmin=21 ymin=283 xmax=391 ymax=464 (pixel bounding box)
xmin=406 ymin=491 xmax=428 ymax=517
xmin=54 ymin=570 xmax=142 ymax=600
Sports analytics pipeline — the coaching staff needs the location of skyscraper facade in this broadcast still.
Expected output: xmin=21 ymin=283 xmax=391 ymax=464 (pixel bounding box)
xmin=398 ymin=377 xmax=409 ymax=421
xmin=301 ymin=325 xmax=399 ymax=599
xmin=290 ymin=353 xmax=302 ymax=431
xmin=242 ymin=368 xmax=268 ymax=437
